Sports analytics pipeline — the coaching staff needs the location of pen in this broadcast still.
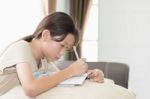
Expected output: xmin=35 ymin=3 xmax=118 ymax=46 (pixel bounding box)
xmin=73 ymin=46 xmax=79 ymax=59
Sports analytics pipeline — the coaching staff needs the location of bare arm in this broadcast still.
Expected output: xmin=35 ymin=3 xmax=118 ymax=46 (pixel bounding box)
xmin=16 ymin=59 xmax=87 ymax=97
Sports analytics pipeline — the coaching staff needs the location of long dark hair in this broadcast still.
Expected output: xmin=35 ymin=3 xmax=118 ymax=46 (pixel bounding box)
xmin=22 ymin=12 xmax=79 ymax=46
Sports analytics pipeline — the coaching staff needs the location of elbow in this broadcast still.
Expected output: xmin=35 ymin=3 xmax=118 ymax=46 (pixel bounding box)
xmin=24 ymin=86 xmax=39 ymax=97
xmin=25 ymin=89 xmax=37 ymax=97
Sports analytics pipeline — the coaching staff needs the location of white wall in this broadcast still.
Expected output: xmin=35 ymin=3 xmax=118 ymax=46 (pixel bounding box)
xmin=0 ymin=0 xmax=43 ymax=52
xmin=98 ymin=0 xmax=150 ymax=99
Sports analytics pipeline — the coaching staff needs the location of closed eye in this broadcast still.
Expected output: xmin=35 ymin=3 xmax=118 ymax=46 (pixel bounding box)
xmin=60 ymin=44 xmax=65 ymax=48
xmin=59 ymin=43 xmax=73 ymax=52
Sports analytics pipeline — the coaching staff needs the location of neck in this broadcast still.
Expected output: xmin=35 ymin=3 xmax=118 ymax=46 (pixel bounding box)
xmin=30 ymin=39 xmax=44 ymax=66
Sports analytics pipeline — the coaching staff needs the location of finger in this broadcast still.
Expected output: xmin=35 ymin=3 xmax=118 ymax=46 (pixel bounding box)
xmin=89 ymin=77 xmax=100 ymax=82
xmin=88 ymin=72 xmax=104 ymax=82
xmin=87 ymin=71 xmax=95 ymax=78
xmin=87 ymin=73 xmax=92 ymax=78
xmin=81 ymin=58 xmax=86 ymax=61
xmin=78 ymin=59 xmax=86 ymax=65
xmin=96 ymin=79 xmax=104 ymax=83
xmin=89 ymin=77 xmax=104 ymax=83
xmin=88 ymin=72 xmax=99 ymax=79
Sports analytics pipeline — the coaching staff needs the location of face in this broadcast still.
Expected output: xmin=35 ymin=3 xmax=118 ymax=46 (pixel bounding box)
xmin=41 ymin=32 xmax=75 ymax=61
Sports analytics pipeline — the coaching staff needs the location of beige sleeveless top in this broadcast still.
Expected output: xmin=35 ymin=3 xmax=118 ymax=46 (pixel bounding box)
xmin=0 ymin=40 xmax=37 ymax=95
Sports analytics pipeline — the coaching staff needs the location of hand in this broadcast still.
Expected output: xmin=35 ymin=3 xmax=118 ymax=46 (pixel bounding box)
xmin=67 ymin=58 xmax=88 ymax=77
xmin=87 ymin=69 xmax=104 ymax=83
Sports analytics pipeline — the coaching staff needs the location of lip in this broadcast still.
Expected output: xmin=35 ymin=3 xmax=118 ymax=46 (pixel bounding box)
xmin=55 ymin=57 xmax=60 ymax=60
xmin=53 ymin=57 xmax=60 ymax=60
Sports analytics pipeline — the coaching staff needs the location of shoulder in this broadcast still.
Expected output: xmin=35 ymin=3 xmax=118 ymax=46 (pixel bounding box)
xmin=3 ymin=40 xmax=33 ymax=59
xmin=0 ymin=40 xmax=34 ymax=70
xmin=9 ymin=40 xmax=31 ymax=50
xmin=4 ymin=40 xmax=32 ymax=55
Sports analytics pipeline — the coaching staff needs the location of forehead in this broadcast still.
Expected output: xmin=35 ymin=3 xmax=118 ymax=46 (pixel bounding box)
xmin=63 ymin=34 xmax=75 ymax=46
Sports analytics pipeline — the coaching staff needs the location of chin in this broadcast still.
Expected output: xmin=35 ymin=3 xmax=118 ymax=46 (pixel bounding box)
xmin=47 ymin=58 xmax=58 ymax=62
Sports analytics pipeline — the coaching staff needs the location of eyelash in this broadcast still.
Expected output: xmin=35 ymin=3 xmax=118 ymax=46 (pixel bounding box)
xmin=59 ymin=43 xmax=72 ymax=51
xmin=60 ymin=44 xmax=65 ymax=48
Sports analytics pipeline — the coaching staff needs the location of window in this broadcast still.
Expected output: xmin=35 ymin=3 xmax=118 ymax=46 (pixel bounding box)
xmin=82 ymin=0 xmax=98 ymax=61
xmin=0 ymin=0 xmax=43 ymax=51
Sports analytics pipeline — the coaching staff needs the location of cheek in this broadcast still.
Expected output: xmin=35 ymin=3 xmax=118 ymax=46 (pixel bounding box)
xmin=42 ymin=42 xmax=60 ymax=58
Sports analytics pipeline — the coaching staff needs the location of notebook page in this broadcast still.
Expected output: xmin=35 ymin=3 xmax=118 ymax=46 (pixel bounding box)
xmin=59 ymin=73 xmax=88 ymax=86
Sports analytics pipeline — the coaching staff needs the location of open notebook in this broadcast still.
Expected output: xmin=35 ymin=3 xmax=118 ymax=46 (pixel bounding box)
xmin=33 ymin=71 xmax=88 ymax=86
xmin=59 ymin=73 xmax=88 ymax=86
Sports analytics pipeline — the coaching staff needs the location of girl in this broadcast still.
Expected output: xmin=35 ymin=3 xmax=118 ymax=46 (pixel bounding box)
xmin=0 ymin=12 xmax=104 ymax=97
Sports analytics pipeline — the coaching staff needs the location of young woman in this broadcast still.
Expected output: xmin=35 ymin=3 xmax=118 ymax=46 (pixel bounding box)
xmin=0 ymin=12 xmax=104 ymax=97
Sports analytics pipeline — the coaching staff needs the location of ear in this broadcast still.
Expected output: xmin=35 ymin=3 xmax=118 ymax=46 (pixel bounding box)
xmin=41 ymin=29 xmax=51 ymax=41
